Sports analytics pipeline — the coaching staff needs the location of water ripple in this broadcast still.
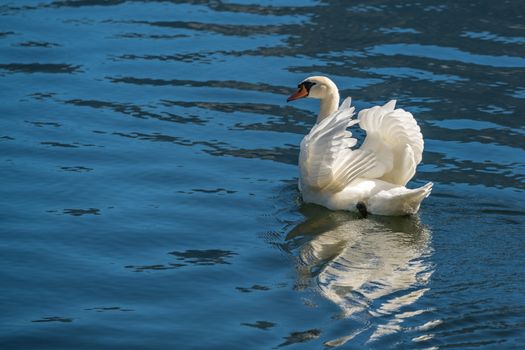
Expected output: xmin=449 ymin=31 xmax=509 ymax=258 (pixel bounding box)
xmin=0 ymin=63 xmax=82 ymax=74
xmin=368 ymin=43 xmax=525 ymax=68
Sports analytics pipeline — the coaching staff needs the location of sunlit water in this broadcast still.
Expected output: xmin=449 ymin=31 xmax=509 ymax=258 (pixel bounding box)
xmin=1 ymin=1 xmax=524 ymax=349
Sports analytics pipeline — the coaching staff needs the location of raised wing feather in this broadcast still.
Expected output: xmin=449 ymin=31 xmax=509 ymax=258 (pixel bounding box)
xmin=358 ymin=100 xmax=424 ymax=186
xmin=299 ymin=98 xmax=376 ymax=192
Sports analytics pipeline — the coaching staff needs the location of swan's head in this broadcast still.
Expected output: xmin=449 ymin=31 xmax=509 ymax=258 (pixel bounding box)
xmin=287 ymin=76 xmax=338 ymax=102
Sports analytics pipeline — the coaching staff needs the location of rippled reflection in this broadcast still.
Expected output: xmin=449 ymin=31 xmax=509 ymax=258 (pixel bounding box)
xmin=288 ymin=207 xmax=435 ymax=345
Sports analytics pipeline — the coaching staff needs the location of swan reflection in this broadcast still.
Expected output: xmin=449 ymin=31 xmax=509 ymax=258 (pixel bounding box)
xmin=287 ymin=205 xmax=436 ymax=346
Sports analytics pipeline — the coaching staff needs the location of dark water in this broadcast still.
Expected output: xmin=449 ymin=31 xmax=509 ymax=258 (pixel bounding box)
xmin=1 ymin=1 xmax=524 ymax=349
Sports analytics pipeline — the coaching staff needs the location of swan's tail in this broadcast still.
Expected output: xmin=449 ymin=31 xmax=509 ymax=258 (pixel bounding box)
xmin=368 ymin=182 xmax=433 ymax=216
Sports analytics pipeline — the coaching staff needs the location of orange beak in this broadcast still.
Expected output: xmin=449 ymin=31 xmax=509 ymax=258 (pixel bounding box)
xmin=287 ymin=84 xmax=309 ymax=102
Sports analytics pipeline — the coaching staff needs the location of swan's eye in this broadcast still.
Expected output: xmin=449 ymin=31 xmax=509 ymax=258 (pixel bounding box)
xmin=302 ymin=81 xmax=316 ymax=91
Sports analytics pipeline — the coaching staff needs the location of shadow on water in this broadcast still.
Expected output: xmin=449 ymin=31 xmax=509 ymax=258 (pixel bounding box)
xmin=285 ymin=204 xmax=435 ymax=346
xmin=0 ymin=63 xmax=82 ymax=74
xmin=125 ymin=249 xmax=237 ymax=272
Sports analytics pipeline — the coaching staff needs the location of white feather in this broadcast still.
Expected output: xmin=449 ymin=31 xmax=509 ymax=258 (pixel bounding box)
xmin=299 ymin=99 xmax=376 ymax=192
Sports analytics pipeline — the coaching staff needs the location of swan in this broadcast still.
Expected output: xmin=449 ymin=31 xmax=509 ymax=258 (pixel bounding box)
xmin=287 ymin=76 xmax=432 ymax=216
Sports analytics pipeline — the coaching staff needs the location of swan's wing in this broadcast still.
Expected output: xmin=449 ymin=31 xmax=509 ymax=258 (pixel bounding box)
xmin=358 ymin=100 xmax=424 ymax=186
xmin=300 ymin=98 xmax=376 ymax=192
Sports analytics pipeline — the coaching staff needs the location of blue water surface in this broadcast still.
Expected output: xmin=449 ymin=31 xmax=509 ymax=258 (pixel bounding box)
xmin=1 ymin=1 xmax=524 ymax=349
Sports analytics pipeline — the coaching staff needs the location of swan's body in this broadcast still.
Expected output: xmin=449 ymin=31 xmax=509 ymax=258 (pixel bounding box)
xmin=288 ymin=76 xmax=432 ymax=216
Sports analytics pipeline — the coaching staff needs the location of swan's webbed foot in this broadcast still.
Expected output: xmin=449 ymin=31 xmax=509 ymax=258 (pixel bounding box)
xmin=356 ymin=202 xmax=368 ymax=218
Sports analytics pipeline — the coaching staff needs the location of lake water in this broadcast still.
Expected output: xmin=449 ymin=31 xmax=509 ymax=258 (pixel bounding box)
xmin=1 ymin=1 xmax=524 ymax=349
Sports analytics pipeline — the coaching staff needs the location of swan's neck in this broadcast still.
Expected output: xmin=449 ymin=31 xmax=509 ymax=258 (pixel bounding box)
xmin=317 ymin=90 xmax=340 ymax=123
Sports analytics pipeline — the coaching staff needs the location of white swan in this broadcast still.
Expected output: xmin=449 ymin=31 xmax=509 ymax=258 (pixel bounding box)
xmin=287 ymin=76 xmax=432 ymax=216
